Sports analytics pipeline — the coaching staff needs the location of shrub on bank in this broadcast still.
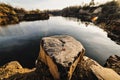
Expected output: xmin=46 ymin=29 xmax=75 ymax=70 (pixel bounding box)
xmin=0 ymin=3 xmax=19 ymax=25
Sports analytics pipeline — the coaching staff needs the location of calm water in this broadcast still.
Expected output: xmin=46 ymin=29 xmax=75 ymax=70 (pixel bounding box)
xmin=0 ymin=16 xmax=120 ymax=68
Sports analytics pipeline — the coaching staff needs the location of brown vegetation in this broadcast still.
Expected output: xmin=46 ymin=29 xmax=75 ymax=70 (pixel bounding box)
xmin=0 ymin=3 xmax=19 ymax=25
xmin=0 ymin=3 xmax=49 ymax=26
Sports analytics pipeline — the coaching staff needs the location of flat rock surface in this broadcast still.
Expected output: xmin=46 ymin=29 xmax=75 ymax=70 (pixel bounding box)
xmin=37 ymin=35 xmax=85 ymax=80
xmin=41 ymin=35 xmax=84 ymax=67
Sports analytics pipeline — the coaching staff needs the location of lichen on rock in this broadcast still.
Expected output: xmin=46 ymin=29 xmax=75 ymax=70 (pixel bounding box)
xmin=36 ymin=35 xmax=85 ymax=80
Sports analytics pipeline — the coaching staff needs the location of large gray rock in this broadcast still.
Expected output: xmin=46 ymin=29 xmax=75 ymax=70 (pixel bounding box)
xmin=104 ymin=55 xmax=120 ymax=75
xmin=36 ymin=35 xmax=85 ymax=80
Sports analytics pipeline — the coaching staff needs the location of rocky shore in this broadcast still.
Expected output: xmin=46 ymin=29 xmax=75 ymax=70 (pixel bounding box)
xmin=48 ymin=1 xmax=120 ymax=44
xmin=0 ymin=3 xmax=49 ymax=26
xmin=0 ymin=35 xmax=120 ymax=80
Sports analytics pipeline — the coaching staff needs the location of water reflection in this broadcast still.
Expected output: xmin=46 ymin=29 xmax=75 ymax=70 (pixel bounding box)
xmin=0 ymin=16 xmax=120 ymax=68
xmin=64 ymin=17 xmax=91 ymax=26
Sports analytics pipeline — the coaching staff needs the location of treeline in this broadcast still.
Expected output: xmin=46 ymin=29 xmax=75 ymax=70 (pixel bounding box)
xmin=49 ymin=1 xmax=120 ymax=23
xmin=72 ymin=1 xmax=120 ymax=44
xmin=61 ymin=1 xmax=120 ymax=22
xmin=48 ymin=0 xmax=120 ymax=44
xmin=0 ymin=3 xmax=49 ymax=26
xmin=46 ymin=10 xmax=62 ymax=16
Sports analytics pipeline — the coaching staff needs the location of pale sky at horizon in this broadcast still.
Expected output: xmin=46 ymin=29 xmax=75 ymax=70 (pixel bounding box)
xmin=0 ymin=0 xmax=113 ymax=10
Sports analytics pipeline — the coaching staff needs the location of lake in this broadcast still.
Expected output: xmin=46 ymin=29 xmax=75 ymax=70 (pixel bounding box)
xmin=0 ymin=16 xmax=120 ymax=68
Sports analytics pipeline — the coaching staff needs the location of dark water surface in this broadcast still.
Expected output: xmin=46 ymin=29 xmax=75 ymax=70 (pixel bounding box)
xmin=0 ymin=16 xmax=120 ymax=68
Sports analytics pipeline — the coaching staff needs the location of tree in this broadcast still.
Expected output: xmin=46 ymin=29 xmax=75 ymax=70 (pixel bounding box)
xmin=89 ymin=0 xmax=95 ymax=6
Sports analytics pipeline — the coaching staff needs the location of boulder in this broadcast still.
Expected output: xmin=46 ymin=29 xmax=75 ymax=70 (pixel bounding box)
xmin=72 ymin=56 xmax=120 ymax=80
xmin=71 ymin=56 xmax=98 ymax=80
xmin=93 ymin=7 xmax=102 ymax=14
xmin=0 ymin=61 xmax=33 ymax=79
xmin=104 ymin=55 xmax=120 ymax=75
xmin=36 ymin=35 xmax=85 ymax=80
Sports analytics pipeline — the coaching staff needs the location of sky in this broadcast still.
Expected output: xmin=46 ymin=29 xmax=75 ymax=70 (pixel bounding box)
xmin=0 ymin=0 xmax=113 ymax=10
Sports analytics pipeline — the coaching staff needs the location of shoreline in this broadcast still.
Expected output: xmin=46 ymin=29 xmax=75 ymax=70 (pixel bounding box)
xmin=0 ymin=3 xmax=49 ymax=26
xmin=56 ymin=1 xmax=120 ymax=45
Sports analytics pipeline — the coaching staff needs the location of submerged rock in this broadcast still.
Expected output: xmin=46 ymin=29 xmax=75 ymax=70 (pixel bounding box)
xmin=36 ymin=35 xmax=85 ymax=80
xmin=104 ymin=55 xmax=120 ymax=75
